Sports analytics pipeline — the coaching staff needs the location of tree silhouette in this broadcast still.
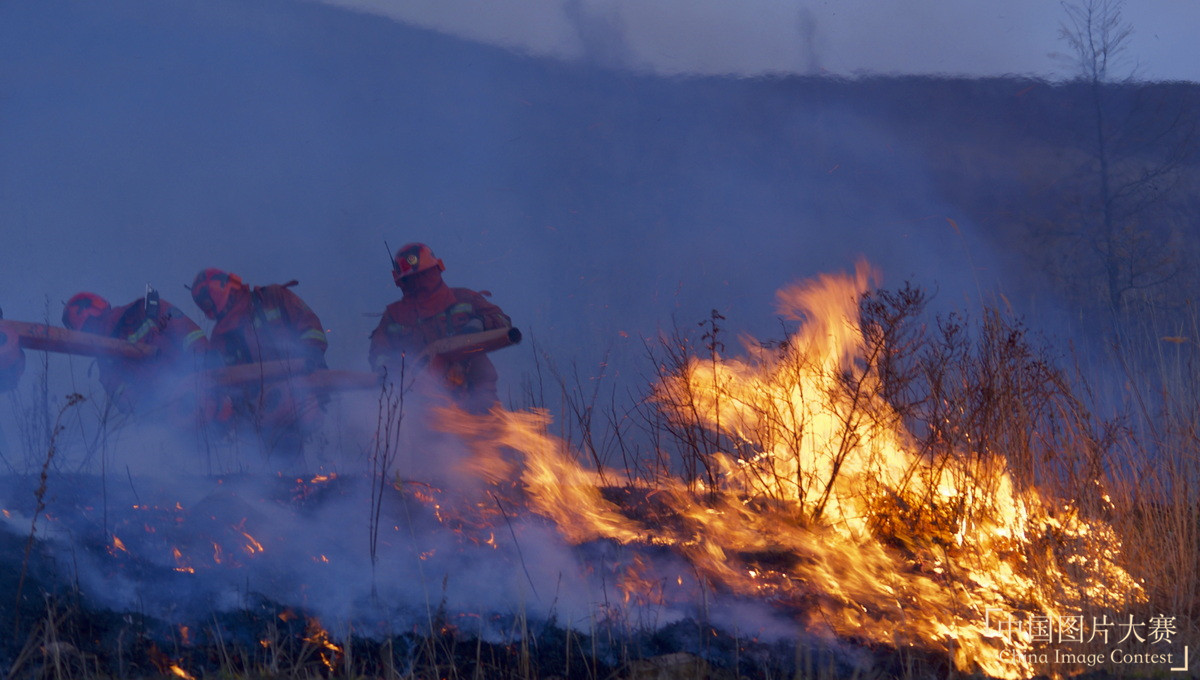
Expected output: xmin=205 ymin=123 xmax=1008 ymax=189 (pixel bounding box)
xmin=1054 ymin=0 xmax=1197 ymax=318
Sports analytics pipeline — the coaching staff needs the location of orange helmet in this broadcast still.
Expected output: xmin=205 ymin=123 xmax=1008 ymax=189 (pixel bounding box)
xmin=63 ymin=292 xmax=111 ymax=332
xmin=191 ymin=268 xmax=245 ymax=319
xmin=392 ymin=243 xmax=444 ymax=287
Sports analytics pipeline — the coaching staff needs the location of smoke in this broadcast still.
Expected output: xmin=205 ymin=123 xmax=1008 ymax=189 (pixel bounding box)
xmin=0 ymin=0 xmax=1035 ymax=481
xmin=312 ymin=0 xmax=1095 ymax=80
xmin=563 ymin=0 xmax=632 ymax=71
xmin=796 ymin=7 xmax=823 ymax=76
xmin=0 ymin=392 xmax=814 ymax=649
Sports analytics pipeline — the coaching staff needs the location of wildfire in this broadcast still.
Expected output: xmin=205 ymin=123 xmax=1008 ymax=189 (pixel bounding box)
xmin=439 ymin=262 xmax=1145 ymax=679
xmin=241 ymin=531 xmax=264 ymax=555
xmin=169 ymin=546 xmax=194 ymax=574
xmin=168 ymin=664 xmax=195 ymax=680
xmin=303 ymin=617 xmax=343 ymax=673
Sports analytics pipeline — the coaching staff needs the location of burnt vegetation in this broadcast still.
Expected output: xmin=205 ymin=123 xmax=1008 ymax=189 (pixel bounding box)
xmin=3 ymin=289 xmax=1198 ymax=680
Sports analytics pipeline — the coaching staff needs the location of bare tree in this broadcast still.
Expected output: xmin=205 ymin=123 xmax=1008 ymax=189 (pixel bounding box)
xmin=1055 ymin=0 xmax=1197 ymax=317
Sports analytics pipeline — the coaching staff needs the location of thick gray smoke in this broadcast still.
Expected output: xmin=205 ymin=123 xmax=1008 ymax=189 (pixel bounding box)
xmin=0 ymin=386 xmax=805 ymax=646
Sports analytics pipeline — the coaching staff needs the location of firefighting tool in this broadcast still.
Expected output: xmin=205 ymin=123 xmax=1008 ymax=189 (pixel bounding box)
xmin=0 ymin=319 xmax=157 ymax=392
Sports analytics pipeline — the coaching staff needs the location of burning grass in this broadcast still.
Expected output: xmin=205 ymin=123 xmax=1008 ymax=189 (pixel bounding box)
xmin=443 ymin=262 xmax=1195 ymax=678
xmin=2 ymin=263 xmax=1198 ymax=679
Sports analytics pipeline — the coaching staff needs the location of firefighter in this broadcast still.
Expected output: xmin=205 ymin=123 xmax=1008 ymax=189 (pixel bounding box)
xmin=369 ymin=243 xmax=512 ymax=412
xmin=189 ymin=268 xmax=328 ymax=455
xmin=62 ymin=290 xmax=208 ymax=416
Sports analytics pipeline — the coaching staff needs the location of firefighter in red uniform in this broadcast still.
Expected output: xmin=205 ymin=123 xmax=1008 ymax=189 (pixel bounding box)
xmin=369 ymin=243 xmax=512 ymax=412
xmin=62 ymin=290 xmax=209 ymax=416
xmin=190 ymin=269 xmax=329 ymax=455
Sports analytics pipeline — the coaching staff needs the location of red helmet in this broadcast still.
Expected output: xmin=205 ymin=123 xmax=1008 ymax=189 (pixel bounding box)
xmin=63 ymin=292 xmax=111 ymax=332
xmin=191 ymin=268 xmax=245 ymax=319
xmin=392 ymin=243 xmax=444 ymax=287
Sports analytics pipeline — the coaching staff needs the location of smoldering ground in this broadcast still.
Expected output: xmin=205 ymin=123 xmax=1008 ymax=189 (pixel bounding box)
xmin=0 ymin=380 xmax=817 ymax=657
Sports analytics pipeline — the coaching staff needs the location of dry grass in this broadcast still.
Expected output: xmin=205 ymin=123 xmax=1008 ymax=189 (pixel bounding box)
xmin=5 ymin=286 xmax=1200 ymax=680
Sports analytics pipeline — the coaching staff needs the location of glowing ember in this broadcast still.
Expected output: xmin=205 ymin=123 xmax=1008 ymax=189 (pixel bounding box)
xmin=303 ymin=617 xmax=343 ymax=673
xmin=168 ymin=664 xmax=195 ymax=680
xmin=241 ymin=531 xmax=264 ymax=555
xmin=170 ymin=546 xmax=196 ymax=574
xmin=440 ymin=262 xmax=1145 ymax=679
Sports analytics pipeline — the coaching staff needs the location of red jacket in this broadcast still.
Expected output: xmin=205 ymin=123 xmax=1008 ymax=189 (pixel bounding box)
xmin=100 ymin=297 xmax=208 ymax=409
xmin=369 ymin=283 xmax=510 ymax=408
xmin=208 ymin=283 xmax=328 ymax=368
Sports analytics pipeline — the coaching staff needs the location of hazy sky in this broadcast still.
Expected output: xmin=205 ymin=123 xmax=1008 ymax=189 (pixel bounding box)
xmin=317 ymin=0 xmax=1200 ymax=82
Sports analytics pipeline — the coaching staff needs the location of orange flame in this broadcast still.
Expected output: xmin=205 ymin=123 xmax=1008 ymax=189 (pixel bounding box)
xmin=303 ymin=617 xmax=343 ymax=672
xmin=241 ymin=531 xmax=264 ymax=555
xmin=171 ymin=546 xmax=195 ymax=574
xmin=168 ymin=664 xmax=195 ymax=680
xmin=439 ymin=263 xmax=1144 ymax=679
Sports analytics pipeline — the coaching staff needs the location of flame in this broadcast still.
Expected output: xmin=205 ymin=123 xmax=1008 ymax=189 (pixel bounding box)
xmin=172 ymin=546 xmax=195 ymax=574
xmin=440 ymin=263 xmax=1144 ymax=679
xmin=619 ymin=555 xmax=669 ymax=607
xmin=168 ymin=664 xmax=195 ymax=680
xmin=241 ymin=531 xmax=264 ymax=555
xmin=303 ymin=617 xmax=343 ymax=673
xmin=111 ymin=535 xmax=127 ymax=553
